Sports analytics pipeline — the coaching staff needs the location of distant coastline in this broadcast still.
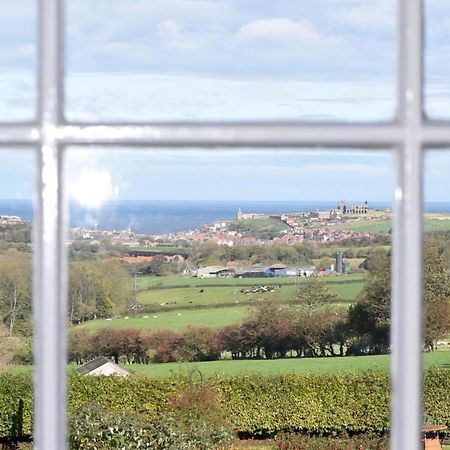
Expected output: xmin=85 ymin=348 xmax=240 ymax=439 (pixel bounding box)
xmin=1 ymin=199 xmax=450 ymax=235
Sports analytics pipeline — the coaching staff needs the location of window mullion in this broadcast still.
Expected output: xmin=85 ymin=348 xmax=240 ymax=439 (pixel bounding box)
xmin=34 ymin=1 xmax=66 ymax=449
xmin=391 ymin=1 xmax=424 ymax=450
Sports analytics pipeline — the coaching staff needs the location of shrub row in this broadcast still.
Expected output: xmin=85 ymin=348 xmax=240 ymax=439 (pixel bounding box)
xmin=0 ymin=369 xmax=448 ymax=438
xmin=69 ymin=304 xmax=351 ymax=365
xmin=274 ymin=433 xmax=389 ymax=450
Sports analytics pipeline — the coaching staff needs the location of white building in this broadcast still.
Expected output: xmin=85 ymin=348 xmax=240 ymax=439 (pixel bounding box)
xmin=76 ymin=356 xmax=130 ymax=377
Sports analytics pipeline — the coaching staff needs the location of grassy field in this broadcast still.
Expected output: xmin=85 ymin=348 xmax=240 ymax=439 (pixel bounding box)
xmin=323 ymin=215 xmax=450 ymax=234
xmin=77 ymin=306 xmax=250 ymax=332
xmin=81 ymin=274 xmax=366 ymax=332
xmin=228 ymin=218 xmax=291 ymax=239
xmin=137 ymin=273 xmax=365 ymax=290
xmin=76 ymin=297 xmax=357 ymax=333
xmin=136 ymin=281 xmax=364 ymax=309
xmin=425 ymin=219 xmax=450 ymax=232
xmin=326 ymin=219 xmax=392 ymax=234
xmin=6 ymin=349 xmax=449 ymax=378
xmin=124 ymin=351 xmax=450 ymax=378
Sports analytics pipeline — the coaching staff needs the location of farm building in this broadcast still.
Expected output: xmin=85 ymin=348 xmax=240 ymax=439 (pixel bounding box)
xmin=76 ymin=356 xmax=130 ymax=377
xmin=234 ymin=267 xmax=268 ymax=278
xmin=298 ymin=266 xmax=317 ymax=277
xmin=196 ymin=266 xmax=235 ymax=278
xmin=266 ymin=264 xmax=288 ymax=276
xmin=266 ymin=265 xmax=317 ymax=277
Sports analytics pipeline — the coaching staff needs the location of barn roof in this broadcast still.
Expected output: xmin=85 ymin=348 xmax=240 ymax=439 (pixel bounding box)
xmin=76 ymin=356 xmax=129 ymax=376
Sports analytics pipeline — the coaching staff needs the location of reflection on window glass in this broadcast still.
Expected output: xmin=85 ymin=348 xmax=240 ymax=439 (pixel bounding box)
xmin=425 ymin=0 xmax=450 ymax=120
xmin=0 ymin=1 xmax=36 ymax=121
xmin=65 ymin=0 xmax=395 ymax=122
xmin=0 ymin=150 xmax=35 ymax=448
xmin=63 ymin=148 xmax=400 ymax=449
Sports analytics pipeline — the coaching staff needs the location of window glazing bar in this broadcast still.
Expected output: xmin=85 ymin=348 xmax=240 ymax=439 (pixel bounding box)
xmin=58 ymin=123 xmax=404 ymax=147
xmin=34 ymin=1 xmax=66 ymax=450
xmin=391 ymin=1 xmax=424 ymax=450
xmin=421 ymin=124 xmax=450 ymax=147
xmin=1 ymin=122 xmax=450 ymax=148
xmin=0 ymin=125 xmax=39 ymax=145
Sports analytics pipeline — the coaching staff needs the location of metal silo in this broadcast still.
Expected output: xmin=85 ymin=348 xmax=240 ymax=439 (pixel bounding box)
xmin=336 ymin=251 xmax=343 ymax=273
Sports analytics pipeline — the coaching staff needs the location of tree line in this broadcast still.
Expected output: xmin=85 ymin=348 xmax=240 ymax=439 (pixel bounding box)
xmin=68 ymin=307 xmax=349 ymax=365
xmin=67 ymin=243 xmax=450 ymax=364
xmin=1 ymin=240 xmax=449 ymax=362
xmin=0 ymin=254 xmax=132 ymax=336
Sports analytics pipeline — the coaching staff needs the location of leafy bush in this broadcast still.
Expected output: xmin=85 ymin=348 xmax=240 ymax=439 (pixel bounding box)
xmin=0 ymin=372 xmax=32 ymax=439
xmin=215 ymin=372 xmax=391 ymax=435
xmin=68 ymin=403 xmax=153 ymax=450
xmin=0 ymin=369 xmax=449 ymax=439
xmin=151 ymin=415 xmax=233 ymax=450
xmin=179 ymin=327 xmax=221 ymax=362
xmin=68 ymin=384 xmax=234 ymax=450
xmin=152 ymin=384 xmax=234 ymax=450
xmin=274 ymin=433 xmax=389 ymax=450
xmin=0 ymin=337 xmax=32 ymax=365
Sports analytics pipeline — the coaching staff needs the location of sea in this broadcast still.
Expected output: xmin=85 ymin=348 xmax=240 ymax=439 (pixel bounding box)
xmin=1 ymin=199 xmax=450 ymax=235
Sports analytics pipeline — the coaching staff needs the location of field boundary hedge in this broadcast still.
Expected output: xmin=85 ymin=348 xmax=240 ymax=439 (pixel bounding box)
xmin=135 ymin=295 xmax=351 ymax=314
xmin=140 ymin=278 xmax=364 ymax=292
xmin=0 ymin=369 xmax=448 ymax=438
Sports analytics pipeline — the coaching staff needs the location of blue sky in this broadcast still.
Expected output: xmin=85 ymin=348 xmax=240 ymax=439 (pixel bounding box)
xmin=0 ymin=0 xmax=449 ymax=203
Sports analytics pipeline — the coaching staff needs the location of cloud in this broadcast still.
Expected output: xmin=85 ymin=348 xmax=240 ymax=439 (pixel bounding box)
xmin=297 ymin=163 xmax=391 ymax=176
xmin=64 ymin=146 xmax=394 ymax=202
xmin=63 ymin=0 xmax=394 ymax=81
xmin=337 ymin=1 xmax=394 ymax=32
xmin=233 ymin=18 xmax=322 ymax=43
xmin=0 ymin=150 xmax=35 ymax=200
xmin=64 ymin=72 xmax=395 ymax=122
xmin=157 ymin=20 xmax=199 ymax=50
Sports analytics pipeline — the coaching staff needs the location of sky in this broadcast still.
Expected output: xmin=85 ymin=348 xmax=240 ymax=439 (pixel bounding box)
xmin=0 ymin=0 xmax=449 ymax=203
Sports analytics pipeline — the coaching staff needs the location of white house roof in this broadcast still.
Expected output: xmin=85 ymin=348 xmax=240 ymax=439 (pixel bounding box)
xmin=76 ymin=356 xmax=130 ymax=377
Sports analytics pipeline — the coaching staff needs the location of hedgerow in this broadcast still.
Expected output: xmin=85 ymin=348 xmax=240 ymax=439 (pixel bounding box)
xmin=0 ymin=369 xmax=448 ymax=439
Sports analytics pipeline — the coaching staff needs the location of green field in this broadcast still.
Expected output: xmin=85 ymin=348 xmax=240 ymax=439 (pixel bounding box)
xmin=124 ymin=351 xmax=450 ymax=378
xmin=425 ymin=219 xmax=450 ymax=232
xmin=77 ymin=306 xmax=249 ymax=332
xmin=7 ymin=349 xmax=448 ymax=379
xmin=327 ymin=219 xmax=392 ymax=234
xmin=137 ymin=273 xmax=365 ymax=290
xmin=81 ymin=274 xmax=366 ymax=332
xmin=137 ymin=281 xmax=364 ymax=309
xmin=76 ymin=295 xmax=357 ymax=333
xmin=228 ymin=218 xmax=291 ymax=239
xmin=323 ymin=215 xmax=450 ymax=234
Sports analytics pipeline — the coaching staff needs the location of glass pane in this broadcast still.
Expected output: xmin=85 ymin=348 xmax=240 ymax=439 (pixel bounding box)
xmin=0 ymin=149 xmax=35 ymax=449
xmin=424 ymin=0 xmax=450 ymax=120
xmin=65 ymin=147 xmax=394 ymax=449
xmin=65 ymin=0 xmax=396 ymax=122
xmin=422 ymin=151 xmax=450 ymax=443
xmin=0 ymin=1 xmax=37 ymax=122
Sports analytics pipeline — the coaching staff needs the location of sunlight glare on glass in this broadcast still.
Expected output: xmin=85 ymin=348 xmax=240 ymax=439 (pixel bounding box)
xmin=69 ymin=168 xmax=116 ymax=208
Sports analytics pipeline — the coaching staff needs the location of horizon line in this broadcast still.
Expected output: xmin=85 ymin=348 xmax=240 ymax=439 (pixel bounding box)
xmin=1 ymin=198 xmax=450 ymax=204
xmin=0 ymin=198 xmax=395 ymax=203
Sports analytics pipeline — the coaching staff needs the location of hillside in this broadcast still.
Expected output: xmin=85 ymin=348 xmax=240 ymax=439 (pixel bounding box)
xmin=227 ymin=218 xmax=291 ymax=239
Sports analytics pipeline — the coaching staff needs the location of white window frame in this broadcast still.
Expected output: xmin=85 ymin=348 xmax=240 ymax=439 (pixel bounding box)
xmin=0 ymin=0 xmax=447 ymax=449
